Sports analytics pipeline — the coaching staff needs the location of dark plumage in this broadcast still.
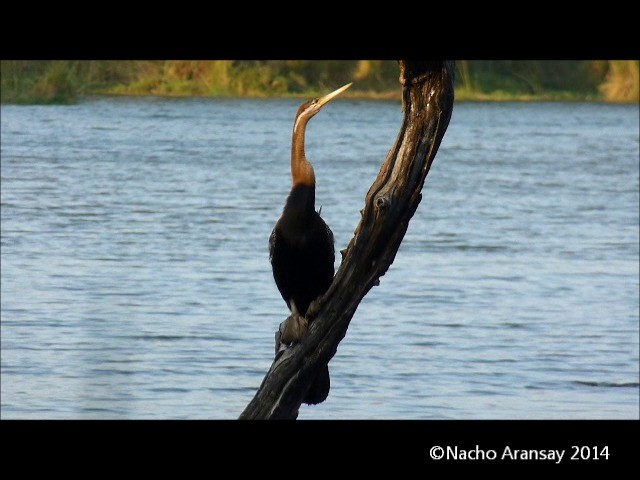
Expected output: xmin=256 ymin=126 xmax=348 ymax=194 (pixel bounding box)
xmin=270 ymin=185 xmax=335 ymax=317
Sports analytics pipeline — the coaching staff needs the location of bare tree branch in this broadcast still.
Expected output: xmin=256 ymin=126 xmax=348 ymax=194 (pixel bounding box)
xmin=239 ymin=60 xmax=455 ymax=420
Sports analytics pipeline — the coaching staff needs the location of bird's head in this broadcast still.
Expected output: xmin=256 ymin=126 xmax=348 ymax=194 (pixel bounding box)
xmin=294 ymin=82 xmax=352 ymax=132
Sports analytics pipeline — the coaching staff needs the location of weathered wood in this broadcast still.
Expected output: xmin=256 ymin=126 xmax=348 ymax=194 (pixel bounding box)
xmin=239 ymin=60 xmax=455 ymax=420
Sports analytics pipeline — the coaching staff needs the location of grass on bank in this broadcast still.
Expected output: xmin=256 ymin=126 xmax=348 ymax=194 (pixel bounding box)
xmin=1 ymin=60 xmax=638 ymax=105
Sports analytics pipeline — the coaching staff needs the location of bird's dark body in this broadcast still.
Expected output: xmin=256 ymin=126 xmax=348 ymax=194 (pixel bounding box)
xmin=269 ymin=184 xmax=334 ymax=405
xmin=270 ymin=185 xmax=335 ymax=316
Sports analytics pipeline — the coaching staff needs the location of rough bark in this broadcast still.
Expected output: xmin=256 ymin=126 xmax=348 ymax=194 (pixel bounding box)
xmin=239 ymin=60 xmax=455 ymax=420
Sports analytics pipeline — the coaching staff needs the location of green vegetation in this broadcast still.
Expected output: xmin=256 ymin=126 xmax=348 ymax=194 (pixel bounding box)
xmin=1 ymin=60 xmax=638 ymax=104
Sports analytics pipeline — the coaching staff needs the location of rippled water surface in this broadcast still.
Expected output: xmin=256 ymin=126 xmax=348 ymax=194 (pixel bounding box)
xmin=1 ymin=98 xmax=638 ymax=419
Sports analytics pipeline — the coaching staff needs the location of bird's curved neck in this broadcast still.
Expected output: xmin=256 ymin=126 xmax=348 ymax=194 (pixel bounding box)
xmin=291 ymin=115 xmax=315 ymax=187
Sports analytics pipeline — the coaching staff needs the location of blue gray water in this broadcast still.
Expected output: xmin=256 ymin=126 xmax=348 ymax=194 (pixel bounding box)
xmin=1 ymin=97 xmax=638 ymax=419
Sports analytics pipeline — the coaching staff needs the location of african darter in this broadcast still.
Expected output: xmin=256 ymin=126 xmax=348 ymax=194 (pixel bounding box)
xmin=269 ymin=83 xmax=352 ymax=405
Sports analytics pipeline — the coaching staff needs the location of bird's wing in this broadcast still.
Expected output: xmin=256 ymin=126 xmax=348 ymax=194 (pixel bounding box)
xmin=326 ymin=223 xmax=334 ymax=248
xmin=326 ymin=223 xmax=335 ymax=263
xmin=269 ymin=227 xmax=277 ymax=264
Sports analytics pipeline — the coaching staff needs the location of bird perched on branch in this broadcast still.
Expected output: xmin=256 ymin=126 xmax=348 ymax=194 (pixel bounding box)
xmin=269 ymin=83 xmax=352 ymax=405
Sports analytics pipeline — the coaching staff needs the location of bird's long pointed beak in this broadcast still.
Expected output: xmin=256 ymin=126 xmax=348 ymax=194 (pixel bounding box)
xmin=316 ymin=82 xmax=352 ymax=108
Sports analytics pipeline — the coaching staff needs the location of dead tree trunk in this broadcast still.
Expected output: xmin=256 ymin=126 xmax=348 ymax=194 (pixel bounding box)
xmin=239 ymin=60 xmax=455 ymax=420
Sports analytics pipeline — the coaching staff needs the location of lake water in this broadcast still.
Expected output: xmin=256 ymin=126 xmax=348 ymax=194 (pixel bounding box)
xmin=1 ymin=97 xmax=638 ymax=419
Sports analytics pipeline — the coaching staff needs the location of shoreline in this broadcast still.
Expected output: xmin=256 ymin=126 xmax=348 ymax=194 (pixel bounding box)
xmin=3 ymin=60 xmax=637 ymax=105
xmin=2 ymin=90 xmax=638 ymax=105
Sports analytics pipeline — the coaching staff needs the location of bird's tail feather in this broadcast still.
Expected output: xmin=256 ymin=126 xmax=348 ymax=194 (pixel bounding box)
xmin=303 ymin=364 xmax=330 ymax=405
